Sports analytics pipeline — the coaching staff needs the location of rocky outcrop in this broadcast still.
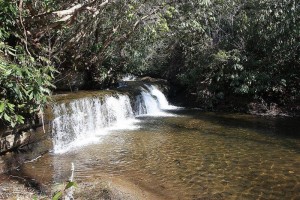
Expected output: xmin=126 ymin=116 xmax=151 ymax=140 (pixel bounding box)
xmin=0 ymin=123 xmax=51 ymax=157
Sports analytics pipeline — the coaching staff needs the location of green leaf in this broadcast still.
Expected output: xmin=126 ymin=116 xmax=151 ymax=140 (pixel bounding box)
xmin=17 ymin=104 xmax=26 ymax=109
xmin=52 ymin=191 xmax=62 ymax=200
xmin=7 ymin=102 xmax=14 ymax=108
xmin=4 ymin=69 xmax=12 ymax=76
xmin=11 ymin=120 xmax=16 ymax=127
xmin=4 ymin=113 xmax=11 ymax=121
xmin=0 ymin=101 xmax=5 ymax=113
xmin=16 ymin=115 xmax=24 ymax=124
xmin=65 ymin=181 xmax=77 ymax=190
xmin=29 ymin=92 xmax=34 ymax=100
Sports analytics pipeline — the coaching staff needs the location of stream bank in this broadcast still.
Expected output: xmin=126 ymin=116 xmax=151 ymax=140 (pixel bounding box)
xmin=170 ymin=88 xmax=300 ymax=117
xmin=0 ymin=173 xmax=163 ymax=200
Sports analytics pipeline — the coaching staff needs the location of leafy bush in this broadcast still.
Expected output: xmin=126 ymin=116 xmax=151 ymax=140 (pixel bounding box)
xmin=0 ymin=45 xmax=56 ymax=127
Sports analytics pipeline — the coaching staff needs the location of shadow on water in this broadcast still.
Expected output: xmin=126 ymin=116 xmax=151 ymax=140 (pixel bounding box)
xmin=158 ymin=109 xmax=300 ymax=152
xmin=0 ymin=152 xmax=51 ymax=196
xmin=172 ymin=109 xmax=300 ymax=137
xmin=115 ymin=110 xmax=300 ymax=200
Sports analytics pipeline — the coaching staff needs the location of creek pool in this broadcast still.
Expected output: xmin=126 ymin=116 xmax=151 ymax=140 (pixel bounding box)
xmin=20 ymin=109 xmax=300 ymax=199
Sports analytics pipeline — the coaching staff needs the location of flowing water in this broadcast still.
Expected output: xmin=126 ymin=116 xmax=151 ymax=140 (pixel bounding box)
xmin=11 ymin=85 xmax=300 ymax=199
xmin=52 ymin=94 xmax=138 ymax=154
xmin=51 ymin=85 xmax=177 ymax=154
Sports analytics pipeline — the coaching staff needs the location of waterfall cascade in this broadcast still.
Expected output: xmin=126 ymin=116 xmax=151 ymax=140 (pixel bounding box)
xmin=135 ymin=84 xmax=178 ymax=116
xmin=52 ymin=84 xmax=178 ymax=154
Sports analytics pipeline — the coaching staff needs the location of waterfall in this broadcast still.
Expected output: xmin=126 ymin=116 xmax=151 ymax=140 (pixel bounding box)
xmin=52 ymin=84 xmax=178 ymax=154
xmin=135 ymin=91 xmax=162 ymax=116
xmin=134 ymin=85 xmax=178 ymax=116
xmin=52 ymin=94 xmax=137 ymax=154
xmin=144 ymin=85 xmax=178 ymax=110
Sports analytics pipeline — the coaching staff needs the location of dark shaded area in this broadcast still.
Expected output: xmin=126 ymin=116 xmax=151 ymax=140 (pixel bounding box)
xmin=138 ymin=109 xmax=300 ymax=153
xmin=172 ymin=109 xmax=300 ymax=139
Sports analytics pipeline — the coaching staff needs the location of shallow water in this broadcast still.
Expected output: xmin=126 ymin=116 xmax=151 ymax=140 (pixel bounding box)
xmin=19 ymin=109 xmax=300 ymax=199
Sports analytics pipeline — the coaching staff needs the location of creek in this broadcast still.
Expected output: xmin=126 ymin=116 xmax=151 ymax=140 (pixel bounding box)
xmin=2 ymin=82 xmax=300 ymax=199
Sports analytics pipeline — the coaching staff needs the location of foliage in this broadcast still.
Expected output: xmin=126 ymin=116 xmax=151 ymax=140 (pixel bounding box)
xmin=0 ymin=51 xmax=56 ymax=127
xmin=0 ymin=0 xmax=299 ymax=125
xmin=8 ymin=0 xmax=172 ymax=88
xmin=0 ymin=0 xmax=17 ymax=41
xmin=52 ymin=181 xmax=77 ymax=200
xmin=140 ymin=0 xmax=300 ymax=108
xmin=0 ymin=1 xmax=56 ymax=127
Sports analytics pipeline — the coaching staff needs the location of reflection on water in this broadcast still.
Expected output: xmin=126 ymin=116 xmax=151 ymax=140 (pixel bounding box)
xmin=24 ymin=110 xmax=300 ymax=199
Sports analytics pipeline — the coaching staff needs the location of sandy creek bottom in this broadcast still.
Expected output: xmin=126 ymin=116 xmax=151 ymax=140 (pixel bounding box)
xmin=1 ymin=109 xmax=300 ymax=199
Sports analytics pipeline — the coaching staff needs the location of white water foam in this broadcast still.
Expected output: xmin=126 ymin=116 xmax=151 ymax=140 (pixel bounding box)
xmin=52 ymin=95 xmax=139 ymax=154
xmin=135 ymin=85 xmax=180 ymax=116
xmin=144 ymin=84 xmax=180 ymax=110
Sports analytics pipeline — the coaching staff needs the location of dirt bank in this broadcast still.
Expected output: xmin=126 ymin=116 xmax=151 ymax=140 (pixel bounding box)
xmin=73 ymin=175 xmax=167 ymax=200
xmin=0 ymin=173 xmax=166 ymax=200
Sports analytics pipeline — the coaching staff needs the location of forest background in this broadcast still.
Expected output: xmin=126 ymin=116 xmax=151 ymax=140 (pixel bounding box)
xmin=0 ymin=0 xmax=299 ymax=128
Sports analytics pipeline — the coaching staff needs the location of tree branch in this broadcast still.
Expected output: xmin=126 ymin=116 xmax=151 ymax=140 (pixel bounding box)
xmin=26 ymin=0 xmax=110 ymax=38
